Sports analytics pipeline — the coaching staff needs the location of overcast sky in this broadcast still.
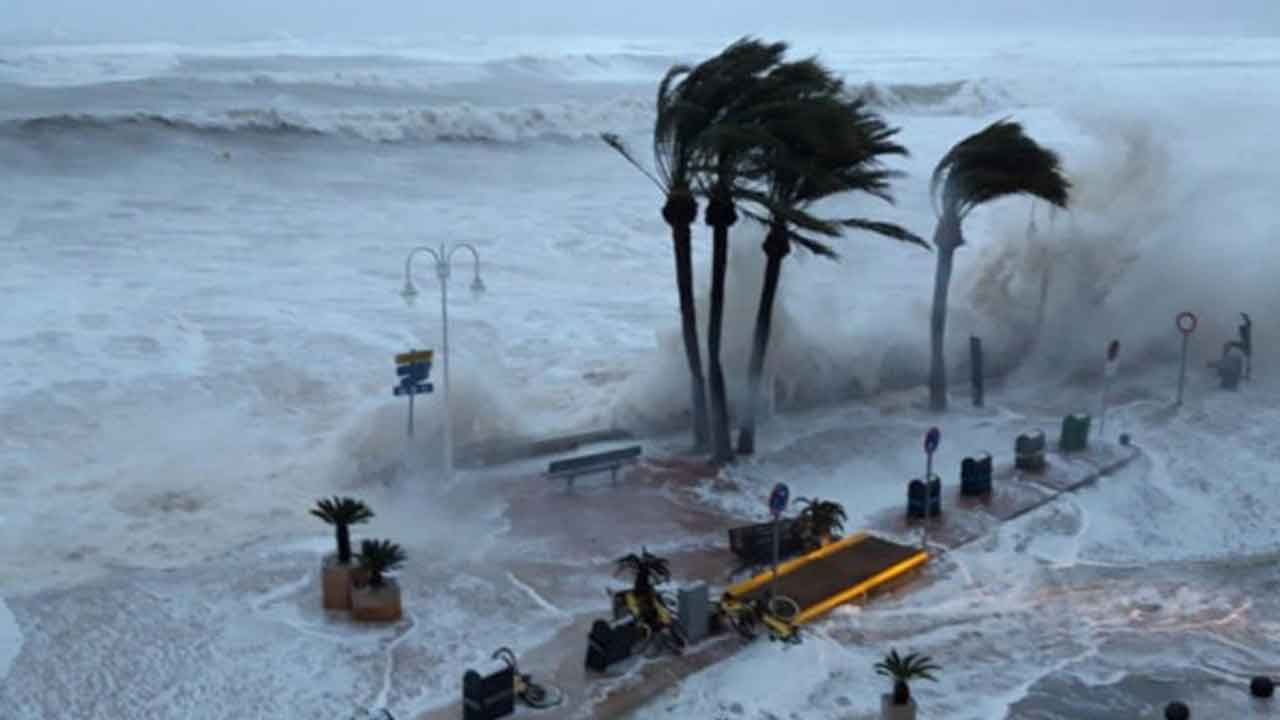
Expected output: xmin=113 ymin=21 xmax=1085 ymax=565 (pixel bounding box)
xmin=2 ymin=0 xmax=1277 ymax=44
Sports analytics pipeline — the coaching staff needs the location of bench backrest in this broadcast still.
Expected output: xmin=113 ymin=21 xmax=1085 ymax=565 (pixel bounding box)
xmin=548 ymin=445 xmax=642 ymax=474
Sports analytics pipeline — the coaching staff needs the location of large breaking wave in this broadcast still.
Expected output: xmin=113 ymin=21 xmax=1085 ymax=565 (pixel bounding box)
xmin=0 ymin=79 xmax=1012 ymax=146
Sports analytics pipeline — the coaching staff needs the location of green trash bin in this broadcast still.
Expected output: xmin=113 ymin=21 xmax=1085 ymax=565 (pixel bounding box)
xmin=1059 ymin=414 xmax=1091 ymax=453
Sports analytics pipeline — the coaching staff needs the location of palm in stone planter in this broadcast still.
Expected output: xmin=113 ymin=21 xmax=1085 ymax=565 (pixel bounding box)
xmin=795 ymin=498 xmax=846 ymax=549
xmin=875 ymin=649 xmax=939 ymax=706
xmin=310 ymin=496 xmax=374 ymax=610
xmin=352 ymin=539 xmax=407 ymax=622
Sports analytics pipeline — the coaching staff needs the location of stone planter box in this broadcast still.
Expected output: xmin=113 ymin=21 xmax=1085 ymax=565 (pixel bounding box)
xmin=880 ymin=694 xmax=917 ymax=720
xmin=352 ymin=578 xmax=403 ymax=622
xmin=321 ymin=554 xmax=370 ymax=611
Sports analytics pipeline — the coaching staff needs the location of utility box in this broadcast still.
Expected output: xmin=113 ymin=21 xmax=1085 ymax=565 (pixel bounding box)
xmin=676 ymin=583 xmax=710 ymax=645
xmin=1059 ymin=414 xmax=1091 ymax=453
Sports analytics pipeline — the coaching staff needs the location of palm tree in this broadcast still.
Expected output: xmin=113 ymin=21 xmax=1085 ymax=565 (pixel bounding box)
xmin=601 ymin=49 xmax=731 ymax=450
xmin=927 ymin=119 xmax=1070 ymax=411
xmin=615 ymin=547 xmax=671 ymax=598
xmin=358 ymin=539 xmax=406 ymax=588
xmin=310 ymin=496 xmax=374 ymax=565
xmin=795 ymin=497 xmax=847 ymax=548
xmin=875 ymin=649 xmax=940 ymax=705
xmin=688 ymin=38 xmax=793 ymax=465
xmin=733 ymin=82 xmax=926 ymax=454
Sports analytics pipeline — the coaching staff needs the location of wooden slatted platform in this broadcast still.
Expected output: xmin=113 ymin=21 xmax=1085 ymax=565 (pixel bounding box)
xmin=724 ymin=532 xmax=929 ymax=625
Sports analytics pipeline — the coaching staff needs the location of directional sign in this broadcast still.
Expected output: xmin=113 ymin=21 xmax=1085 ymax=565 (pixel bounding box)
xmin=768 ymin=483 xmax=790 ymax=518
xmin=393 ymin=382 xmax=434 ymax=396
xmin=924 ymin=427 xmax=941 ymax=455
xmin=1176 ymin=312 xmax=1198 ymax=335
xmin=396 ymin=349 xmax=434 ymax=365
xmin=397 ymin=362 xmax=431 ymax=380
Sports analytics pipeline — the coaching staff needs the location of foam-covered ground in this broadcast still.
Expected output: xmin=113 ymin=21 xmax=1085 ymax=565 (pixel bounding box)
xmin=639 ymin=376 xmax=1280 ymax=719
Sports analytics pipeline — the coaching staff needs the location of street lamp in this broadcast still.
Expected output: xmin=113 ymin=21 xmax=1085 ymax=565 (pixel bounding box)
xmin=401 ymin=242 xmax=485 ymax=482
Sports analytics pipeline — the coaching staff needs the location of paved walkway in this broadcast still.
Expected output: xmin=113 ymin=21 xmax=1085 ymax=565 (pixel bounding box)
xmin=415 ymin=442 xmax=1143 ymax=720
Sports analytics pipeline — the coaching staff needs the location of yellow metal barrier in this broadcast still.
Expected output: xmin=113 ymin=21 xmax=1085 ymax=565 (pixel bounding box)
xmin=723 ymin=532 xmax=869 ymax=599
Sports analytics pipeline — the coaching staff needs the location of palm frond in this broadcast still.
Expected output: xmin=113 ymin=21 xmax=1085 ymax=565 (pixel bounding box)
xmin=601 ymin=132 xmax=664 ymax=191
xmin=358 ymin=538 xmax=406 ymax=585
xmin=834 ymin=218 xmax=929 ymax=249
xmin=310 ymin=496 xmax=374 ymax=525
xmin=931 ymin=119 xmax=1071 ymax=219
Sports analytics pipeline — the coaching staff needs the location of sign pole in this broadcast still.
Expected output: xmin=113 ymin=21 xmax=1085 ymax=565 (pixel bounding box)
xmin=394 ymin=349 xmax=435 ymax=442
xmin=1175 ymin=312 xmax=1197 ymax=407
xmin=767 ymin=483 xmax=790 ymax=605
xmin=770 ymin=516 xmax=780 ymax=602
xmin=922 ymin=428 xmax=940 ymax=552
xmin=1176 ymin=334 xmax=1188 ymax=406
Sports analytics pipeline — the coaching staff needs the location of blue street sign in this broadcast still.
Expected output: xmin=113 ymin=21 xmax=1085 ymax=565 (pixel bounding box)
xmin=396 ymin=361 xmax=431 ymax=380
xmin=768 ymin=483 xmax=790 ymax=518
xmin=924 ymin=427 xmax=941 ymax=454
xmin=393 ymin=383 xmax=434 ymax=397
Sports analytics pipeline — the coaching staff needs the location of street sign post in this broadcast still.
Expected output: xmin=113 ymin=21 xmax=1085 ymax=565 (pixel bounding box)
xmin=1100 ymin=340 xmax=1120 ymax=437
xmin=1175 ymin=312 xmax=1197 ymax=406
xmin=767 ymin=482 xmax=790 ymax=602
xmin=394 ymin=349 xmax=435 ymax=437
xmin=922 ymin=427 xmax=940 ymax=551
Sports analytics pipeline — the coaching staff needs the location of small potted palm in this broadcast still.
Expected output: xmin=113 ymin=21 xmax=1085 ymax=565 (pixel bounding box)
xmin=311 ymin=496 xmax=374 ymax=610
xmin=351 ymin=539 xmax=406 ymax=622
xmin=875 ymin=649 xmax=939 ymax=720
xmin=796 ymin=498 xmax=847 ymax=550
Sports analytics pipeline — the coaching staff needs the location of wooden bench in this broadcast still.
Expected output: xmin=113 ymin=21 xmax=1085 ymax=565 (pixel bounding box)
xmin=727 ymin=519 xmax=806 ymax=569
xmin=546 ymin=445 xmax=642 ymax=490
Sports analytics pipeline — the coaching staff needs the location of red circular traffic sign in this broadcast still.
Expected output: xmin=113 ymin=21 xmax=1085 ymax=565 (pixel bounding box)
xmin=1176 ymin=312 xmax=1198 ymax=335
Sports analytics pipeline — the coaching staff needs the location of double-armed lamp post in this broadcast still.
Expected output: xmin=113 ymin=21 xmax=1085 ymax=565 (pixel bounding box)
xmin=401 ymin=242 xmax=485 ymax=482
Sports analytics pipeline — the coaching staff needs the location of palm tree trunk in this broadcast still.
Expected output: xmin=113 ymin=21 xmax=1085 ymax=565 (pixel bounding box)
xmin=929 ymin=213 xmax=961 ymax=412
xmin=664 ymin=193 xmax=709 ymax=450
xmin=737 ymin=225 xmax=788 ymax=455
xmin=705 ymin=195 xmax=736 ymax=465
xmin=336 ymin=523 xmax=351 ymax=565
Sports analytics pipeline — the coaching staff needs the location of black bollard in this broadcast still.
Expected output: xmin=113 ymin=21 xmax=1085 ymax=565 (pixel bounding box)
xmin=462 ymin=657 xmax=516 ymax=720
xmin=585 ymin=617 xmax=641 ymax=672
xmin=1220 ymin=348 xmax=1243 ymax=390
xmin=927 ymin=474 xmax=942 ymax=517
xmin=1164 ymin=700 xmax=1190 ymax=720
xmin=1252 ymin=676 xmax=1275 ymax=698
xmin=1015 ymin=430 xmax=1047 ymax=472
xmin=906 ymin=479 xmax=928 ymax=520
